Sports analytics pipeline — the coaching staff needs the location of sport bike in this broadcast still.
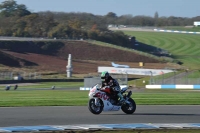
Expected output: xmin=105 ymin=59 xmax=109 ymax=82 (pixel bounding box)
xmin=88 ymin=84 xmax=136 ymax=115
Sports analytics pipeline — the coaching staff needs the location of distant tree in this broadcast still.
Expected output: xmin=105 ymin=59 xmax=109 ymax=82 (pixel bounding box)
xmin=154 ymin=11 xmax=159 ymax=19
xmin=12 ymin=19 xmax=27 ymax=36
xmin=117 ymin=14 xmax=133 ymax=25
xmin=88 ymin=31 xmax=98 ymax=39
xmin=1 ymin=1 xmax=199 ymax=46
xmin=15 ymin=4 xmax=31 ymax=17
xmin=0 ymin=0 xmax=17 ymax=17
xmin=106 ymin=12 xmax=117 ymax=18
xmin=0 ymin=0 xmax=31 ymax=17
xmin=91 ymin=24 xmax=97 ymax=31
xmin=67 ymin=19 xmax=83 ymax=29
xmin=154 ymin=11 xmax=159 ymax=26
xmin=157 ymin=17 xmax=168 ymax=26
xmin=104 ymin=12 xmax=118 ymax=24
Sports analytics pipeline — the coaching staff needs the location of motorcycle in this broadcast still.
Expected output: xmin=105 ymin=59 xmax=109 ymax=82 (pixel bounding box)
xmin=88 ymin=84 xmax=136 ymax=115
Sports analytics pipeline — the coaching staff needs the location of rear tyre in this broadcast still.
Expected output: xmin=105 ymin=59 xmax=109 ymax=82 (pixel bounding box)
xmin=88 ymin=98 xmax=103 ymax=115
xmin=121 ymin=98 xmax=136 ymax=114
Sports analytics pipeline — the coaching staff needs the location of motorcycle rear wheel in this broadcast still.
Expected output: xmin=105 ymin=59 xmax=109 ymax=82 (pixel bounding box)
xmin=121 ymin=98 xmax=136 ymax=114
xmin=88 ymin=98 xmax=103 ymax=115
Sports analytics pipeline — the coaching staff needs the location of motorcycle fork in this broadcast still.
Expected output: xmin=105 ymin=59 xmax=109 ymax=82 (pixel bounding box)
xmin=127 ymin=91 xmax=132 ymax=98
xmin=94 ymin=98 xmax=100 ymax=106
xmin=125 ymin=91 xmax=132 ymax=104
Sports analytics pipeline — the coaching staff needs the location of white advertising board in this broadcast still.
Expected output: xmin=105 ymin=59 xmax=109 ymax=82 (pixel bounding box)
xmin=98 ymin=67 xmax=174 ymax=76
xmin=194 ymin=22 xmax=200 ymax=26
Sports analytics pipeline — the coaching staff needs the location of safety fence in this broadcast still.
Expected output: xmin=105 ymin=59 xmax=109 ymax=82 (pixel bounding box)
xmin=84 ymin=73 xmax=128 ymax=87
xmin=0 ymin=71 xmax=42 ymax=80
xmin=1 ymin=70 xmax=199 ymax=87
xmin=149 ymin=70 xmax=200 ymax=85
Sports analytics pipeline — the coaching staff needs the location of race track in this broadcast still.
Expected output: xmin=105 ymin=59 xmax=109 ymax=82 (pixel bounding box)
xmin=0 ymin=105 xmax=200 ymax=127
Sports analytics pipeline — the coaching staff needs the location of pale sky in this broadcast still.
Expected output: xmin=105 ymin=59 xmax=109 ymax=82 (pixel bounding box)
xmin=0 ymin=0 xmax=199 ymax=18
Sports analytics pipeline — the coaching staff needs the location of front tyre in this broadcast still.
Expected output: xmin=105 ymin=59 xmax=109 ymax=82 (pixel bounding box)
xmin=121 ymin=98 xmax=136 ymax=114
xmin=88 ymin=98 xmax=103 ymax=115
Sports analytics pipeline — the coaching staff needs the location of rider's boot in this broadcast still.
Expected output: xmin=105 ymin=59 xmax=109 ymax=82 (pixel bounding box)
xmin=117 ymin=92 xmax=125 ymax=105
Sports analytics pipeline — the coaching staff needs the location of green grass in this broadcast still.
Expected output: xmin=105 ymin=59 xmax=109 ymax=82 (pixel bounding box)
xmin=0 ymin=90 xmax=87 ymax=106
xmin=133 ymin=90 xmax=200 ymax=105
xmin=122 ymin=31 xmax=200 ymax=69
xmin=0 ymin=89 xmax=199 ymax=107
xmin=128 ymin=77 xmax=150 ymax=87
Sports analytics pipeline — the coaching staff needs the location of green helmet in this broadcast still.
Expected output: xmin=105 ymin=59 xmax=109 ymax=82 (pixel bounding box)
xmin=101 ymin=71 xmax=109 ymax=80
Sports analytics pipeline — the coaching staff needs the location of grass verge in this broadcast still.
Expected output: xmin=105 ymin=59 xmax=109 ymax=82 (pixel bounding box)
xmin=0 ymin=87 xmax=199 ymax=106
xmin=122 ymin=31 xmax=200 ymax=69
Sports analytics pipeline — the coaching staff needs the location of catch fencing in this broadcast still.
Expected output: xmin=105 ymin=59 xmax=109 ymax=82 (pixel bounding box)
xmin=0 ymin=71 xmax=42 ymax=80
xmin=84 ymin=73 xmax=128 ymax=87
xmin=149 ymin=70 xmax=200 ymax=85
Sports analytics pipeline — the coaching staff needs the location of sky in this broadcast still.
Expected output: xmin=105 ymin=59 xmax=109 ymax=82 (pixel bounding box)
xmin=0 ymin=0 xmax=199 ymax=18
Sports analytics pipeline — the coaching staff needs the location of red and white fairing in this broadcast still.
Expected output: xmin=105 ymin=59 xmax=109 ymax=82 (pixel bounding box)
xmin=88 ymin=84 xmax=121 ymax=111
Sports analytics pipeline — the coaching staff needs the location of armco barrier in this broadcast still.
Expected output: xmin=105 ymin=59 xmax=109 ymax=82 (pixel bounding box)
xmin=146 ymin=85 xmax=200 ymax=89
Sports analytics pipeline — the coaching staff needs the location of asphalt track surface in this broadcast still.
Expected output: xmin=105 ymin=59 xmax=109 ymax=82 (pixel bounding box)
xmin=0 ymin=105 xmax=200 ymax=127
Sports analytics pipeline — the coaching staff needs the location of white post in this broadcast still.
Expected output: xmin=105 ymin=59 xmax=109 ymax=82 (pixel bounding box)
xmin=66 ymin=54 xmax=73 ymax=78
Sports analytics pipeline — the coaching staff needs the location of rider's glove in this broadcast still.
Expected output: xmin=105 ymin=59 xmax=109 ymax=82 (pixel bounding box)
xmin=108 ymin=82 xmax=113 ymax=86
xmin=101 ymin=86 xmax=110 ymax=90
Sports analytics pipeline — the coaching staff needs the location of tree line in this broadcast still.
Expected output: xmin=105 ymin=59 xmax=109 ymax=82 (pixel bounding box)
xmin=0 ymin=0 xmax=200 ymax=49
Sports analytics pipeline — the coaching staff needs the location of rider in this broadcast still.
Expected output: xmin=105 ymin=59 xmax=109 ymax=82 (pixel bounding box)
xmin=100 ymin=71 xmax=125 ymax=104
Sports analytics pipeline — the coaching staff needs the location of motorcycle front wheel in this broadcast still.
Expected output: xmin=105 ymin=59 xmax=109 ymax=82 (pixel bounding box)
xmin=88 ymin=98 xmax=103 ymax=115
xmin=121 ymin=98 xmax=136 ymax=114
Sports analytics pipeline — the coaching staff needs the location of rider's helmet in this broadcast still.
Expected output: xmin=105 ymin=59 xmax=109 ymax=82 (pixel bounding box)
xmin=101 ymin=71 xmax=109 ymax=80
